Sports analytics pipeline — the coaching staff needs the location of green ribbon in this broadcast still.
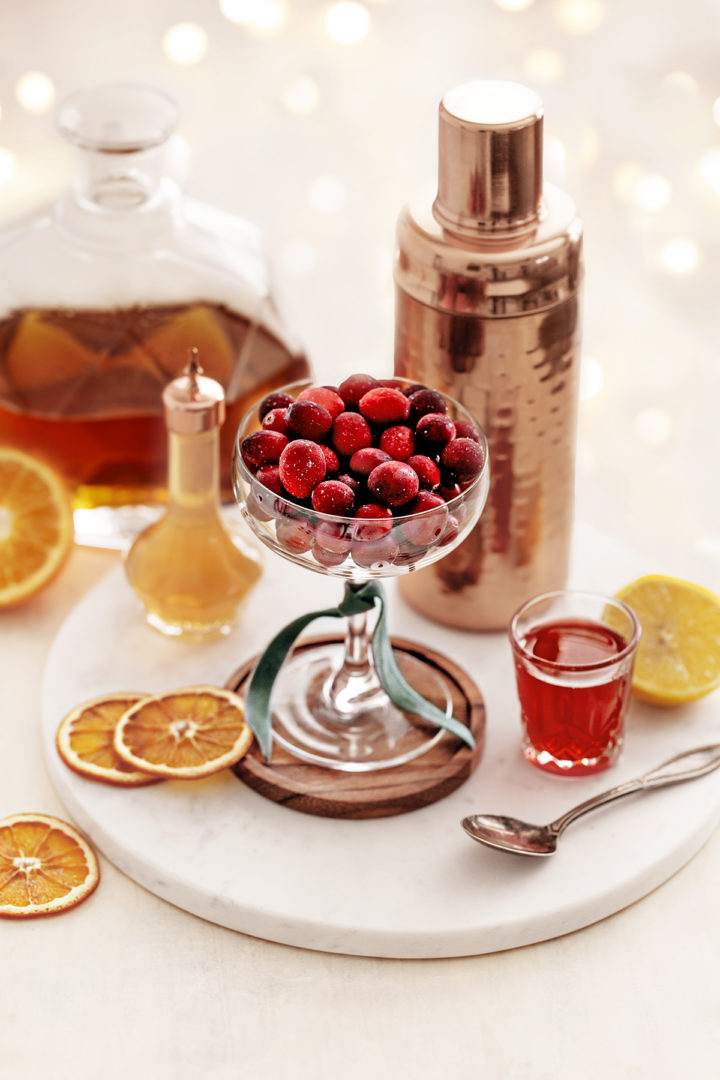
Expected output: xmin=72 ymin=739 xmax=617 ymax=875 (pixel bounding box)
xmin=245 ymin=580 xmax=475 ymax=762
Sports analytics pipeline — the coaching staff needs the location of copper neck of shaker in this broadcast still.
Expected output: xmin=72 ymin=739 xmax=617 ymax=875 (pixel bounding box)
xmin=432 ymin=81 xmax=544 ymax=241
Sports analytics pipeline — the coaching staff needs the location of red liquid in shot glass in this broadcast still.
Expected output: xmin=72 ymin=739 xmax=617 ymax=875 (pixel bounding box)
xmin=513 ymin=618 xmax=632 ymax=776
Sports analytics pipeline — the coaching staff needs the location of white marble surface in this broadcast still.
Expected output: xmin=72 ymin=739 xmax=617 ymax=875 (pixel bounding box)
xmin=39 ymin=524 xmax=720 ymax=958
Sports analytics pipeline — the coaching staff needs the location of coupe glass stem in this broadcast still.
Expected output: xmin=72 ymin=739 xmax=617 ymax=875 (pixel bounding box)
xmin=326 ymin=611 xmax=386 ymax=716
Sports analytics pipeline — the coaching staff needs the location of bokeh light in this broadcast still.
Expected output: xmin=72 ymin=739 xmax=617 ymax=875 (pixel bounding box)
xmin=0 ymin=148 xmax=17 ymax=188
xmin=15 ymin=72 xmax=55 ymax=112
xmin=660 ymin=238 xmax=701 ymax=275
xmin=554 ymin=0 xmax=605 ymax=34
xmin=162 ymin=23 xmax=208 ymax=64
xmin=523 ymin=48 xmax=566 ymax=84
xmin=633 ymin=408 xmax=672 ymax=447
xmin=633 ymin=173 xmax=671 ymax=211
xmin=308 ymin=175 xmax=347 ymax=213
xmin=493 ymin=0 xmax=535 ymax=10
xmin=698 ymin=149 xmax=720 ymax=196
xmin=282 ymin=77 xmax=320 ymax=114
xmin=580 ymin=355 xmax=604 ymax=402
xmin=325 ymin=2 xmax=371 ymax=44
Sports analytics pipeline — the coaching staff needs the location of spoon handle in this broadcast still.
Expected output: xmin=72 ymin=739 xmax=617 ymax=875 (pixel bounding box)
xmin=550 ymin=742 xmax=720 ymax=838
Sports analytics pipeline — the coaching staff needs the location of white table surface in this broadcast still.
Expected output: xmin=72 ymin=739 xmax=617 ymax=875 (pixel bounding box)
xmin=3 ymin=543 xmax=720 ymax=1079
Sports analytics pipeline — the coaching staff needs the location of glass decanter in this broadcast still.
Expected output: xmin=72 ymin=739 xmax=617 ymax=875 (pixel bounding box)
xmin=0 ymin=83 xmax=309 ymax=548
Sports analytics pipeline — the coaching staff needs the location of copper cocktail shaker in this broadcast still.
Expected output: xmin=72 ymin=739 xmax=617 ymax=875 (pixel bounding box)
xmin=394 ymin=80 xmax=583 ymax=631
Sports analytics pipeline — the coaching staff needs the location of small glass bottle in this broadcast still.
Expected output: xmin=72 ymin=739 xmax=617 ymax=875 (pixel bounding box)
xmin=125 ymin=350 xmax=262 ymax=637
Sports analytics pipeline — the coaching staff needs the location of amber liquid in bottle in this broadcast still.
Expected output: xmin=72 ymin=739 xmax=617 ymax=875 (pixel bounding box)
xmin=124 ymin=416 xmax=262 ymax=639
xmin=0 ymin=300 xmax=308 ymax=507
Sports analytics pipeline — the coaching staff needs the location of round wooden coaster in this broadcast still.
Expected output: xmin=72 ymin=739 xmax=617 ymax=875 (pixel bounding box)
xmin=225 ymin=634 xmax=485 ymax=819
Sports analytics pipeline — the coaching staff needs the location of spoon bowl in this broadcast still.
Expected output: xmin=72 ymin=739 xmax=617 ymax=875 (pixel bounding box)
xmin=462 ymin=743 xmax=720 ymax=857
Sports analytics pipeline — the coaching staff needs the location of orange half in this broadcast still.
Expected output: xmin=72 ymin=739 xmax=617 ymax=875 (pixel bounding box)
xmin=0 ymin=447 xmax=74 ymax=607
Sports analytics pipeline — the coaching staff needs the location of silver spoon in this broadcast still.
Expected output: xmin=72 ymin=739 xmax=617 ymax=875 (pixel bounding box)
xmin=461 ymin=743 xmax=720 ymax=856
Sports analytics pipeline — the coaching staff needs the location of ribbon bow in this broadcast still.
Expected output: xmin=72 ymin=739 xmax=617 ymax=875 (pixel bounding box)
xmin=245 ymin=580 xmax=475 ymax=762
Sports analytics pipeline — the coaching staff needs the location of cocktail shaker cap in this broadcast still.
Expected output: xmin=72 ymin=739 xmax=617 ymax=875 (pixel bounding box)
xmin=434 ymin=80 xmax=544 ymax=239
xmin=163 ymin=348 xmax=226 ymax=434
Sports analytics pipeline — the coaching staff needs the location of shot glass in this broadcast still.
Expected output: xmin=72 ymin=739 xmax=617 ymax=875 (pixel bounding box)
xmin=509 ymin=590 xmax=641 ymax=777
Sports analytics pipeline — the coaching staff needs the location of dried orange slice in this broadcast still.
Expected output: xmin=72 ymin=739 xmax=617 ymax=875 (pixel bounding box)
xmin=616 ymin=575 xmax=720 ymax=705
xmin=0 ymin=813 xmax=99 ymax=919
xmin=0 ymin=446 xmax=74 ymax=607
xmin=114 ymin=685 xmax=253 ymax=779
xmin=56 ymin=692 xmax=162 ymax=787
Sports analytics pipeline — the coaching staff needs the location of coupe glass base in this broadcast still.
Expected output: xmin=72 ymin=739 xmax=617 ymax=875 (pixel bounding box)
xmin=270 ymin=642 xmax=451 ymax=772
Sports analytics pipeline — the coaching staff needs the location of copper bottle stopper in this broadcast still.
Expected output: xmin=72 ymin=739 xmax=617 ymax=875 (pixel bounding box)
xmin=433 ymin=80 xmax=544 ymax=239
xmin=162 ymin=348 xmax=226 ymax=434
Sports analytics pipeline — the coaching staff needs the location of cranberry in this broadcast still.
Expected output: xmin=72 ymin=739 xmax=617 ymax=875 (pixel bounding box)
xmin=349 ymin=446 xmax=391 ymax=477
xmin=454 ymin=420 xmax=481 ymax=443
xmin=352 ymin=503 xmax=394 ymax=541
xmin=337 ymin=472 xmax=361 ymax=495
xmin=311 ymin=480 xmax=356 ymax=515
xmin=246 ymin=490 xmax=272 ymax=522
xmin=379 ymin=425 xmax=415 ymax=461
xmin=255 ymin=465 xmax=283 ymax=495
xmin=285 ymin=400 xmax=333 ymax=441
xmin=351 ymin=534 xmax=400 ymax=570
xmin=437 ymin=481 xmax=463 ymax=502
xmin=438 ymin=515 xmax=460 ymax=547
xmin=311 ymin=542 xmax=348 ymax=568
xmin=319 ymin=444 xmax=340 ymax=475
xmin=415 ymin=412 xmax=456 ymax=449
xmin=367 ymin=461 xmax=419 ymax=507
xmin=401 ymin=491 xmax=448 ymax=547
xmin=332 ymin=412 xmax=373 ymax=457
xmin=403 ymin=382 xmax=427 ymax=397
xmin=275 ymin=517 xmax=313 ymax=554
xmin=279 ymin=440 xmax=327 ymax=498
xmin=380 ymin=378 xmax=405 ymax=390
xmin=408 ymin=388 xmax=447 ymax=425
xmin=258 ymin=391 xmax=295 ymax=420
xmin=440 ymin=437 xmax=485 ymax=482
xmin=358 ymin=386 xmax=410 ymax=426
xmin=240 ymin=430 xmax=289 ymax=472
xmin=406 ymin=454 xmax=441 ymax=490
xmin=314 ymin=520 xmax=352 ymax=554
xmin=262 ymin=408 xmax=289 ymax=435
xmin=297 ymin=386 xmax=345 ymax=419
xmin=337 ymin=373 xmax=381 ymax=408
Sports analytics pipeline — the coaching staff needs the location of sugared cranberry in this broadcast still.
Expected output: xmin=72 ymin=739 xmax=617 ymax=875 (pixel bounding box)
xmin=352 ymin=503 xmax=394 ymax=541
xmin=408 ymin=388 xmax=447 ymax=425
xmin=262 ymin=408 xmax=289 ymax=435
xmin=255 ymin=465 xmax=283 ymax=495
xmin=285 ymin=400 xmax=333 ymax=441
xmin=349 ymin=446 xmax=391 ymax=477
xmin=314 ymin=520 xmax=352 ymax=554
xmin=337 ymin=373 xmax=381 ymax=408
xmin=437 ymin=481 xmax=463 ymax=502
xmin=406 ymin=454 xmax=441 ymax=490
xmin=311 ymin=542 xmax=348 ymax=568
xmin=367 ymin=460 xmax=420 ymax=507
xmin=311 ymin=480 xmax=356 ymax=515
xmin=415 ymin=412 xmax=456 ymax=449
xmin=297 ymin=386 xmax=345 ymax=419
xmin=319 ymin=444 xmax=340 ymax=475
xmin=454 ymin=420 xmax=481 ymax=443
xmin=240 ymin=430 xmax=289 ymax=472
xmin=440 ymin=437 xmax=485 ymax=482
xmin=358 ymin=386 xmax=411 ymax=426
xmin=279 ymin=440 xmax=327 ymax=498
xmin=351 ymin=534 xmax=400 ymax=570
xmin=438 ymin=515 xmax=460 ymax=547
xmin=403 ymin=382 xmax=427 ymax=397
xmin=337 ymin=472 xmax=361 ymax=495
xmin=275 ymin=518 xmax=313 ymax=554
xmin=379 ymin=425 xmax=415 ymax=461
xmin=380 ymin=378 xmax=405 ymax=390
xmin=401 ymin=491 xmax=448 ymax=547
xmin=332 ymin=412 xmax=373 ymax=457
xmin=258 ymin=391 xmax=295 ymax=420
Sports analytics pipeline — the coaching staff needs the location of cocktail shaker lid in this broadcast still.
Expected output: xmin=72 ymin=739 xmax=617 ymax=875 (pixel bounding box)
xmin=433 ymin=80 xmax=544 ymax=239
xmin=163 ymin=349 xmax=226 ymax=434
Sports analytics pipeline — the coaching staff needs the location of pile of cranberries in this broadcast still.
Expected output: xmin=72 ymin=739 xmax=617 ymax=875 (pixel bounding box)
xmin=238 ymin=375 xmax=485 ymax=570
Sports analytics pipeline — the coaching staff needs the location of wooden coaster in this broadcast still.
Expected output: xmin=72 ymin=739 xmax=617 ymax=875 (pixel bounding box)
xmin=225 ymin=634 xmax=485 ymax=819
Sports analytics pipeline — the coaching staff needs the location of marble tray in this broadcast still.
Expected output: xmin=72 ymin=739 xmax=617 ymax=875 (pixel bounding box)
xmin=41 ymin=524 xmax=720 ymax=958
